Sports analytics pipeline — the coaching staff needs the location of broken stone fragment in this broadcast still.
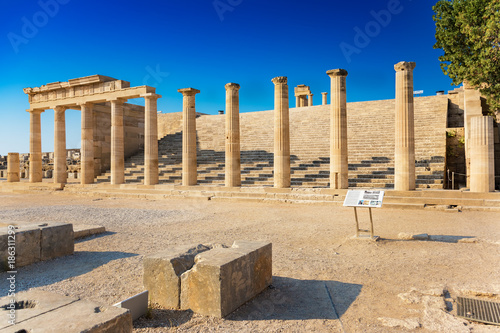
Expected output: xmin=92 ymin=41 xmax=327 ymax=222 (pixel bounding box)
xmin=143 ymin=244 xmax=211 ymax=309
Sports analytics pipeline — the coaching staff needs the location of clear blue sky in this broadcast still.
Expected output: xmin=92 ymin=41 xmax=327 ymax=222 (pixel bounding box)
xmin=0 ymin=0 xmax=455 ymax=155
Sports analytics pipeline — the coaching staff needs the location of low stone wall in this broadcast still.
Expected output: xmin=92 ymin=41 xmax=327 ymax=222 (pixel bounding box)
xmin=0 ymin=290 xmax=132 ymax=332
xmin=0 ymin=222 xmax=74 ymax=271
xmin=144 ymin=240 xmax=272 ymax=318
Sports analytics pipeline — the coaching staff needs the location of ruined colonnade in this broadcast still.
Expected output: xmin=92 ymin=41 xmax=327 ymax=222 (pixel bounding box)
xmin=23 ymin=76 xmax=161 ymax=187
xmin=19 ymin=66 xmax=496 ymax=192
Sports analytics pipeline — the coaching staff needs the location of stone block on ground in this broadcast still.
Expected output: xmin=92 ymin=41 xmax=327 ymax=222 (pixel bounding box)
xmin=40 ymin=222 xmax=74 ymax=261
xmin=73 ymin=225 xmax=106 ymax=239
xmin=143 ymin=244 xmax=211 ymax=309
xmin=180 ymin=240 xmax=272 ymax=318
xmin=0 ymin=224 xmax=41 ymax=269
xmin=0 ymin=290 xmax=132 ymax=333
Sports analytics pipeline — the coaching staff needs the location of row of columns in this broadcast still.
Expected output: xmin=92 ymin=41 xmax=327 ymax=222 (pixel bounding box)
xmin=27 ymin=94 xmax=161 ymax=186
xmin=23 ymin=64 xmax=495 ymax=192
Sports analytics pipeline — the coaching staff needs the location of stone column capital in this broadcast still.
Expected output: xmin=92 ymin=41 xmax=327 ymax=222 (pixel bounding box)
xmin=78 ymin=102 xmax=94 ymax=108
xmin=141 ymin=93 xmax=162 ymax=100
xmin=26 ymin=109 xmax=45 ymax=114
xmin=107 ymin=98 xmax=128 ymax=104
xmin=178 ymin=88 xmax=200 ymax=96
xmin=322 ymin=92 xmax=328 ymax=95
xmin=394 ymin=61 xmax=416 ymax=72
xmin=225 ymin=83 xmax=240 ymax=91
xmin=326 ymin=69 xmax=348 ymax=77
xmin=272 ymin=76 xmax=287 ymax=85
xmin=52 ymin=106 xmax=68 ymax=112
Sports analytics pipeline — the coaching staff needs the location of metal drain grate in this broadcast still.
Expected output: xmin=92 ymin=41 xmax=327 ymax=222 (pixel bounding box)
xmin=457 ymin=297 xmax=500 ymax=326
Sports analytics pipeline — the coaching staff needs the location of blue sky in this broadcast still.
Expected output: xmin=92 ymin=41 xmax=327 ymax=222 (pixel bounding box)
xmin=0 ymin=0 xmax=455 ymax=155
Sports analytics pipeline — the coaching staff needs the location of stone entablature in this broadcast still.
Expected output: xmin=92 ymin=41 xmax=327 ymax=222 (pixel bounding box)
xmin=24 ymin=75 xmax=155 ymax=111
xmin=24 ymin=75 xmax=130 ymax=106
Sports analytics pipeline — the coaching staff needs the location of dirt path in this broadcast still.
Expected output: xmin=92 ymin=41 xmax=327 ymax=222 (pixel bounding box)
xmin=0 ymin=192 xmax=499 ymax=332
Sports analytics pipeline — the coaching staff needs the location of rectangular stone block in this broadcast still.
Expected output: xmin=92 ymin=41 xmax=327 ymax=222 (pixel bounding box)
xmin=0 ymin=290 xmax=132 ymax=333
xmin=0 ymin=224 xmax=41 ymax=269
xmin=40 ymin=222 xmax=74 ymax=261
xmin=180 ymin=240 xmax=272 ymax=317
xmin=143 ymin=244 xmax=210 ymax=309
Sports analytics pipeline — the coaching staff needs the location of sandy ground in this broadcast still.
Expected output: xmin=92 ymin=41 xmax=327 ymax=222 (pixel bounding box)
xmin=0 ymin=192 xmax=499 ymax=332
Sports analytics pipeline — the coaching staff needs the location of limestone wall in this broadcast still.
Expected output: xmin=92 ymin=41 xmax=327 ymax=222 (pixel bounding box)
xmin=93 ymin=102 xmax=144 ymax=175
xmin=447 ymin=87 xmax=464 ymax=128
xmin=157 ymin=96 xmax=448 ymax=168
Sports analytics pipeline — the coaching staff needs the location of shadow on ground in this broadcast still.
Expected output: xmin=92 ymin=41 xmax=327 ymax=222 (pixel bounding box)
xmin=134 ymin=309 xmax=194 ymax=329
xmin=382 ymin=235 xmax=476 ymax=244
xmin=74 ymin=231 xmax=117 ymax=243
xmin=228 ymin=276 xmax=362 ymax=321
xmin=0 ymin=250 xmax=138 ymax=295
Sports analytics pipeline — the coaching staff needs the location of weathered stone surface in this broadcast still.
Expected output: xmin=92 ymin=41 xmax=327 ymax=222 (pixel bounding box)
xmin=143 ymin=244 xmax=210 ymax=309
xmin=6 ymin=153 xmax=20 ymax=183
xmin=180 ymin=240 xmax=272 ymax=317
xmin=40 ymin=222 xmax=74 ymax=261
xmin=0 ymin=290 xmax=132 ymax=333
xmin=0 ymin=224 xmax=42 ymax=268
xmin=0 ymin=223 xmax=74 ymax=270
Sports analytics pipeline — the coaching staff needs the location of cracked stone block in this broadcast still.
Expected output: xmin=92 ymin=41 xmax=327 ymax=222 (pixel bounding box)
xmin=0 ymin=290 xmax=132 ymax=333
xmin=143 ymin=244 xmax=211 ymax=309
xmin=180 ymin=240 xmax=272 ymax=317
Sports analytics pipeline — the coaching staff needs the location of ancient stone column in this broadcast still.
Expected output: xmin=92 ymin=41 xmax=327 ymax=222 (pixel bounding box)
xmin=225 ymin=83 xmax=241 ymax=187
xmin=178 ymin=88 xmax=200 ymax=186
xmin=272 ymin=76 xmax=291 ymax=188
xmin=28 ymin=109 xmax=44 ymax=183
xmin=110 ymin=99 xmax=126 ymax=185
xmin=470 ymin=116 xmax=495 ymax=192
xmin=296 ymin=96 xmax=300 ymax=108
xmin=463 ymin=81 xmax=484 ymax=187
xmin=7 ymin=153 xmax=20 ymax=182
xmin=322 ymin=92 xmax=328 ymax=106
xmin=308 ymin=94 xmax=313 ymax=106
xmin=394 ymin=61 xmax=416 ymax=191
xmin=53 ymin=106 xmax=67 ymax=184
xmin=80 ymin=103 xmax=94 ymax=185
xmin=326 ymin=69 xmax=349 ymax=189
xmin=143 ymin=94 xmax=160 ymax=186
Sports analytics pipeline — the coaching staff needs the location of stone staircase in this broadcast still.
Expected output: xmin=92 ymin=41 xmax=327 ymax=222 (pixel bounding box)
xmin=96 ymin=95 xmax=449 ymax=189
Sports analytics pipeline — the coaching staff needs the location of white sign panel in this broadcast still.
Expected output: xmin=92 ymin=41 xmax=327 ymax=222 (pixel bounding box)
xmin=413 ymin=90 xmax=424 ymax=95
xmin=343 ymin=190 xmax=385 ymax=208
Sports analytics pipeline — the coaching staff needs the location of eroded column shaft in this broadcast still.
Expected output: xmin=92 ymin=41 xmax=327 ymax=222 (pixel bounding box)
xmin=29 ymin=110 xmax=43 ymax=183
xmin=327 ymin=69 xmax=349 ymax=189
xmin=144 ymin=94 xmax=159 ymax=186
xmin=81 ymin=103 xmax=94 ymax=184
xmin=54 ymin=106 xmax=67 ymax=184
xmin=111 ymin=100 xmax=125 ymax=185
xmin=272 ymin=76 xmax=290 ymax=188
xmin=7 ymin=153 xmax=20 ymax=182
xmin=470 ymin=116 xmax=495 ymax=192
xmin=179 ymin=88 xmax=200 ymax=186
xmin=225 ymin=83 xmax=241 ymax=187
xmin=394 ymin=61 xmax=416 ymax=191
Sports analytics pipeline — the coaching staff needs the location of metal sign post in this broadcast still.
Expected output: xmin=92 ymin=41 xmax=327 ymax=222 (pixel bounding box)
xmin=344 ymin=190 xmax=384 ymax=240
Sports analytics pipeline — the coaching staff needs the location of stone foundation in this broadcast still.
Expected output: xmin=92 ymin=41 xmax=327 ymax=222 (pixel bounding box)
xmin=144 ymin=240 xmax=272 ymax=318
